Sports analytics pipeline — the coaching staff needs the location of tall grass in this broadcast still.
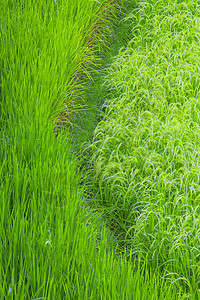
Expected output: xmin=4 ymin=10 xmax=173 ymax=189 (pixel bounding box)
xmin=0 ymin=0 xmax=184 ymax=298
xmin=89 ymin=0 xmax=200 ymax=298
xmin=0 ymin=0 xmax=119 ymax=137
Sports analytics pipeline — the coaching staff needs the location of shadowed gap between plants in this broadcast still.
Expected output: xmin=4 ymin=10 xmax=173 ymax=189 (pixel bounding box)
xmin=67 ymin=0 xmax=138 ymax=255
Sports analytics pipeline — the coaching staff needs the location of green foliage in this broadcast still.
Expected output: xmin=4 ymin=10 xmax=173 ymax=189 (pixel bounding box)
xmin=1 ymin=0 xmax=197 ymax=297
xmin=1 ymin=0 xmax=184 ymax=298
xmin=89 ymin=0 xmax=200 ymax=298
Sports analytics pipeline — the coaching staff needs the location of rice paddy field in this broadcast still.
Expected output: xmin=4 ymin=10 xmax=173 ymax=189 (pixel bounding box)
xmin=0 ymin=0 xmax=199 ymax=299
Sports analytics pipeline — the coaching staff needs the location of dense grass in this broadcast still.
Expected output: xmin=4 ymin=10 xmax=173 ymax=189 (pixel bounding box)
xmin=89 ymin=0 xmax=200 ymax=298
xmin=0 ymin=0 xmax=124 ymax=298
xmin=0 ymin=0 xmax=186 ymax=298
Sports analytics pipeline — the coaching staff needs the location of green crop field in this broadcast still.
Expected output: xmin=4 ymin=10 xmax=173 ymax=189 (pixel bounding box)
xmin=0 ymin=0 xmax=199 ymax=299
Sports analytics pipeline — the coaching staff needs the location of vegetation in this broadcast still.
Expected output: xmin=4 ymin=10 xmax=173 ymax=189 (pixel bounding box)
xmin=88 ymin=0 xmax=200 ymax=298
xmin=0 ymin=0 xmax=199 ymax=298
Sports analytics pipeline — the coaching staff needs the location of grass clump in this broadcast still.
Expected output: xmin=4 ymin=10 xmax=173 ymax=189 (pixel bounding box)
xmin=89 ymin=0 xmax=200 ymax=297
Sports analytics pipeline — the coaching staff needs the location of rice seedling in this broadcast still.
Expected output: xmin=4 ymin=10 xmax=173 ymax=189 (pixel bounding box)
xmin=1 ymin=0 xmax=198 ymax=296
xmin=1 ymin=0 xmax=185 ymax=298
xmin=89 ymin=0 xmax=200 ymax=298
xmin=0 ymin=131 xmax=185 ymax=298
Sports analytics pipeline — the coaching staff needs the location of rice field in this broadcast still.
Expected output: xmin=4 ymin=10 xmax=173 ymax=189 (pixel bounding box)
xmin=0 ymin=0 xmax=199 ymax=298
xmin=88 ymin=0 xmax=200 ymax=298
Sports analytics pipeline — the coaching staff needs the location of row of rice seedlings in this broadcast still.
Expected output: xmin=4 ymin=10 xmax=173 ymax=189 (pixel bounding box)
xmin=0 ymin=0 xmax=137 ymax=298
xmin=89 ymin=0 xmax=200 ymax=297
xmin=0 ymin=0 xmax=183 ymax=298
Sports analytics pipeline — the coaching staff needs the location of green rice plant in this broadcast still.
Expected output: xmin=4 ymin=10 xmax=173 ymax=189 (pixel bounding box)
xmin=0 ymin=0 xmax=120 ymax=138
xmin=0 ymin=131 xmax=186 ymax=298
xmin=89 ymin=0 xmax=200 ymax=297
xmin=0 ymin=0 xmax=197 ymax=297
xmin=1 ymin=0 xmax=186 ymax=298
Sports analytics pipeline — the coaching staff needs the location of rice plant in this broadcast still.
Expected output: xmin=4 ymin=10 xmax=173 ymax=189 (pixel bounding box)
xmin=1 ymin=0 xmax=185 ymax=298
xmin=89 ymin=0 xmax=200 ymax=298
